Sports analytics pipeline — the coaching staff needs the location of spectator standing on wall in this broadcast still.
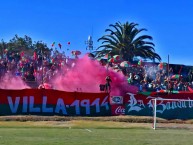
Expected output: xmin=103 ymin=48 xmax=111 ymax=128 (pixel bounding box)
xmin=188 ymin=70 xmax=193 ymax=83
xmin=168 ymin=81 xmax=174 ymax=93
xmin=105 ymin=76 xmax=112 ymax=93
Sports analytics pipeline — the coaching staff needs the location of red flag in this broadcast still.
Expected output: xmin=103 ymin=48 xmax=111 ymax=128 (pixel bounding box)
xmin=58 ymin=43 xmax=62 ymax=49
xmin=33 ymin=52 xmax=37 ymax=60
xmin=20 ymin=51 xmax=24 ymax=57
xmin=67 ymin=42 xmax=70 ymax=51
xmin=179 ymin=66 xmax=183 ymax=75
xmin=104 ymin=54 xmax=108 ymax=59
xmin=188 ymin=86 xmax=193 ymax=92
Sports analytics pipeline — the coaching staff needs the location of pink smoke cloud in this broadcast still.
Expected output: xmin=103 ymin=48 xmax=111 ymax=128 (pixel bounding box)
xmin=0 ymin=55 xmax=138 ymax=96
xmin=51 ymin=55 xmax=138 ymax=96
xmin=0 ymin=73 xmax=30 ymax=90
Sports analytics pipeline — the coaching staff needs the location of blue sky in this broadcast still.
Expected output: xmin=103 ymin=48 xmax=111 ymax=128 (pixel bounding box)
xmin=0 ymin=0 xmax=193 ymax=65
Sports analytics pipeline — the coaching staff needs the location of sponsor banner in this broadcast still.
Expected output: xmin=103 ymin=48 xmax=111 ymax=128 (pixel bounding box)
xmin=124 ymin=92 xmax=193 ymax=119
xmin=111 ymin=105 xmax=125 ymax=115
xmin=110 ymin=96 xmax=123 ymax=105
xmin=0 ymin=89 xmax=111 ymax=116
xmin=3 ymin=89 xmax=193 ymax=119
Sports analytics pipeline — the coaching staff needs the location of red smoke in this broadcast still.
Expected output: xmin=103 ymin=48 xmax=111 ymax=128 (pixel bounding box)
xmin=51 ymin=55 xmax=138 ymax=96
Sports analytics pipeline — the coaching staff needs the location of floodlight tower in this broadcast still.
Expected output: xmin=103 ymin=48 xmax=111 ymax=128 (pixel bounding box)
xmin=85 ymin=35 xmax=93 ymax=51
xmin=85 ymin=26 xmax=94 ymax=51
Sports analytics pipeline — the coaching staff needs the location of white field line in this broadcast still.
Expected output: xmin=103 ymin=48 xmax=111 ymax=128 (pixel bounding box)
xmin=85 ymin=129 xmax=92 ymax=132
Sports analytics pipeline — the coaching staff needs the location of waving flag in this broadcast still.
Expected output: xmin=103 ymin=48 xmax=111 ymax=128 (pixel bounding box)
xmin=179 ymin=66 xmax=183 ymax=74
xmin=51 ymin=42 xmax=55 ymax=47
xmin=58 ymin=43 xmax=62 ymax=49
xmin=188 ymin=86 xmax=193 ymax=92
xmin=20 ymin=51 xmax=24 ymax=57
xmin=67 ymin=42 xmax=71 ymax=50
xmin=138 ymin=60 xmax=142 ymax=66
xmin=120 ymin=61 xmax=130 ymax=67
xmin=113 ymin=55 xmax=122 ymax=62
xmin=171 ymin=74 xmax=181 ymax=79
xmin=33 ymin=52 xmax=37 ymax=60
xmin=158 ymin=62 xmax=167 ymax=69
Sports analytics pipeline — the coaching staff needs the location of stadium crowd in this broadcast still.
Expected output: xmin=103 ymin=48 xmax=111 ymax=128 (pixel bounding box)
xmin=122 ymin=63 xmax=193 ymax=92
xmin=1 ymin=50 xmax=193 ymax=92
xmin=0 ymin=50 xmax=70 ymax=87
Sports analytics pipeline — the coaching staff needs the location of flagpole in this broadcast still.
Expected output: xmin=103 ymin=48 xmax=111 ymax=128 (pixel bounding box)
xmin=168 ymin=54 xmax=169 ymax=77
xmin=41 ymin=47 xmax=44 ymax=85
xmin=168 ymin=54 xmax=170 ymax=93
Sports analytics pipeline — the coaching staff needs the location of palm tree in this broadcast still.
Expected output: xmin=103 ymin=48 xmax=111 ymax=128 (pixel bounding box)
xmin=95 ymin=21 xmax=161 ymax=62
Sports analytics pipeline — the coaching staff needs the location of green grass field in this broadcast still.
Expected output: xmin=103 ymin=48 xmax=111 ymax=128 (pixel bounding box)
xmin=0 ymin=120 xmax=193 ymax=145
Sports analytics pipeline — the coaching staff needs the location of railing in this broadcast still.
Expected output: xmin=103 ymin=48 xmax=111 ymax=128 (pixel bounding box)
xmin=25 ymin=81 xmax=39 ymax=88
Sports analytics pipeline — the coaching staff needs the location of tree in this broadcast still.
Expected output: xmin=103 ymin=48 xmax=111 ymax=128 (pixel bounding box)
xmin=0 ymin=35 xmax=51 ymax=57
xmin=7 ymin=34 xmax=30 ymax=52
xmin=0 ymin=39 xmax=6 ymax=58
xmin=95 ymin=21 xmax=161 ymax=62
xmin=33 ymin=41 xmax=51 ymax=57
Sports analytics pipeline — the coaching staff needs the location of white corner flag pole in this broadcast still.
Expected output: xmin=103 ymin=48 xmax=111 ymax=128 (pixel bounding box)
xmin=153 ymin=98 xmax=157 ymax=130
